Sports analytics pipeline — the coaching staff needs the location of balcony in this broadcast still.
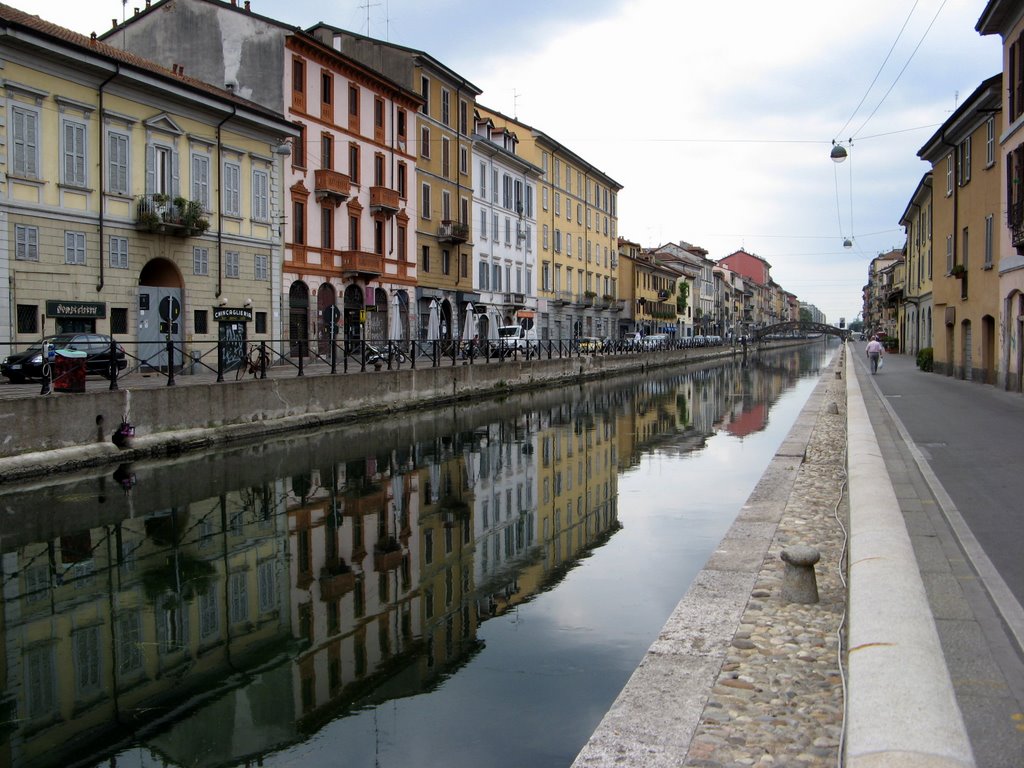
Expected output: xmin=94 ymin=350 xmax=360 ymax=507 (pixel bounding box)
xmin=552 ymin=290 xmax=573 ymax=305
xmin=319 ymin=563 xmax=356 ymax=601
xmin=1011 ymin=201 xmax=1024 ymax=254
xmin=314 ymin=169 xmax=351 ymax=206
xmin=576 ymin=292 xmax=596 ymax=307
xmin=501 ymin=292 xmax=525 ymax=306
xmin=438 ymin=219 xmax=469 ymax=244
xmin=338 ymin=249 xmax=384 ymax=280
xmin=370 ymin=185 xmax=401 ymax=216
xmin=135 ymin=194 xmax=209 ymax=237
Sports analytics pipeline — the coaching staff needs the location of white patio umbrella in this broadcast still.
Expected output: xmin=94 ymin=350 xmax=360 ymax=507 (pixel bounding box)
xmin=388 ymin=294 xmax=403 ymax=340
xmin=427 ymin=299 xmax=440 ymax=341
xmin=461 ymin=302 xmax=476 ymax=342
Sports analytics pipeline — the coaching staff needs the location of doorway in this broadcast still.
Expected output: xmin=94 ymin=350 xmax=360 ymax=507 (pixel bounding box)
xmin=138 ymin=258 xmax=184 ymax=370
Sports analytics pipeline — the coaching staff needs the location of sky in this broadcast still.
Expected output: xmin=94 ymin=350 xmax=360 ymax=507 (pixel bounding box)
xmin=30 ymin=0 xmax=1003 ymax=326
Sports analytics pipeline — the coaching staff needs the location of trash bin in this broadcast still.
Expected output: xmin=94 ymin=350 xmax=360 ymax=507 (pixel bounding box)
xmin=53 ymin=349 xmax=87 ymax=393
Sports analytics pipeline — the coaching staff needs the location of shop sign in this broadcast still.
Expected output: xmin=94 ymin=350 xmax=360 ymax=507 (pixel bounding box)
xmin=46 ymin=300 xmax=106 ymax=319
xmin=213 ymin=307 xmax=253 ymax=322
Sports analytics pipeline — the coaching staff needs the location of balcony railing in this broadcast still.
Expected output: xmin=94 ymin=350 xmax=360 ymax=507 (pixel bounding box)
xmin=1011 ymin=200 xmax=1024 ymax=253
xmin=552 ymin=290 xmax=573 ymax=305
xmin=314 ymin=169 xmax=351 ymax=205
xmin=338 ymin=249 xmax=384 ymax=279
xmin=135 ymin=194 xmax=209 ymax=237
xmin=438 ymin=219 xmax=469 ymax=244
xmin=370 ymin=186 xmax=400 ymax=216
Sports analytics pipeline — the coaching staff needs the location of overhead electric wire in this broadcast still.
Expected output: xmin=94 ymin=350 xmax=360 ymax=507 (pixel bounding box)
xmin=851 ymin=0 xmax=949 ymax=140
xmin=834 ymin=0 xmax=921 ymax=142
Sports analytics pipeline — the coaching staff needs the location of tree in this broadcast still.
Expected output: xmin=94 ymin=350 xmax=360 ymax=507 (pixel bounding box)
xmin=676 ymin=281 xmax=689 ymax=314
xmin=799 ymin=307 xmax=812 ymax=324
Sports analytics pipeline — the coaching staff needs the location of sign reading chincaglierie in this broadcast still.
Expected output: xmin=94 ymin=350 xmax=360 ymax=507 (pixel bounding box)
xmin=46 ymin=300 xmax=106 ymax=319
xmin=213 ymin=307 xmax=253 ymax=322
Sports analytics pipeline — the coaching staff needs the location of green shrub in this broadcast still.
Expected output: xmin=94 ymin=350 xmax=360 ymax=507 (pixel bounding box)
xmin=916 ymin=347 xmax=933 ymax=372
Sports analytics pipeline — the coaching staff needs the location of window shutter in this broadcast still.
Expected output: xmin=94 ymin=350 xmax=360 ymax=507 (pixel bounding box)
xmin=64 ymin=122 xmax=75 ymax=183
xmin=145 ymin=144 xmax=156 ymax=194
xmin=171 ymin=149 xmax=180 ymax=198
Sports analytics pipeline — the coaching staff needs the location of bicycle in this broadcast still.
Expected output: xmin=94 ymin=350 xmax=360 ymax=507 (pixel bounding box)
xmin=236 ymin=344 xmax=269 ymax=379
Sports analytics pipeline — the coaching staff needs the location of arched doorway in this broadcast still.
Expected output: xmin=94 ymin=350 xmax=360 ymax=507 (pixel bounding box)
xmin=289 ymin=281 xmax=309 ymax=357
xmin=139 ymin=258 xmax=184 ymax=370
xmin=440 ymin=299 xmax=453 ymax=342
xmin=961 ymin=320 xmax=973 ymax=381
xmin=343 ymin=284 xmax=364 ymax=354
xmin=368 ymin=287 xmax=387 ymax=341
xmin=981 ymin=314 xmax=996 ymax=385
xmin=317 ymin=283 xmax=337 ymax=355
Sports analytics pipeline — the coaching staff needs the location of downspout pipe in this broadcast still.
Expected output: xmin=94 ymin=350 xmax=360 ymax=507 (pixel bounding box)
xmin=96 ymin=63 xmax=120 ymax=293
xmin=215 ymin=106 xmax=237 ymax=300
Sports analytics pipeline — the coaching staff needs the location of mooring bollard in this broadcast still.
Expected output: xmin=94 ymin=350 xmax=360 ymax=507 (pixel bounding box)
xmin=780 ymin=545 xmax=820 ymax=604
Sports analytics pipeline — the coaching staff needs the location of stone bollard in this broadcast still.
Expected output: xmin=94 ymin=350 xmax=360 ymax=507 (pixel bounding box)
xmin=780 ymin=545 xmax=820 ymax=604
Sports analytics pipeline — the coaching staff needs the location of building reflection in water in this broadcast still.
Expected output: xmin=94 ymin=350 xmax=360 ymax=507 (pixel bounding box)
xmin=0 ymin=345 xmax=828 ymax=768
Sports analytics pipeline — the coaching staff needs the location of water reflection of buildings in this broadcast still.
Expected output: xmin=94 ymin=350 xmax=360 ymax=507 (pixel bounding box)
xmin=1 ymin=481 xmax=292 ymax=768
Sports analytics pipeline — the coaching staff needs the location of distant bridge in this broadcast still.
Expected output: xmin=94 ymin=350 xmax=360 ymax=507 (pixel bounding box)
xmin=751 ymin=321 xmax=849 ymax=342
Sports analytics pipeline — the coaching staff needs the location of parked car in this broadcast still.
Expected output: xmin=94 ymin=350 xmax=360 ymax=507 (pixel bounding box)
xmin=577 ymin=336 xmax=603 ymax=353
xmin=1 ymin=333 xmax=127 ymax=383
xmin=641 ymin=333 xmax=670 ymax=350
xmin=491 ymin=325 xmax=539 ymax=358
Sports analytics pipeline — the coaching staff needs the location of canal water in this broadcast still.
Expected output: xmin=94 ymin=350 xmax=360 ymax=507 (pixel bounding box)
xmin=0 ymin=341 xmax=837 ymax=768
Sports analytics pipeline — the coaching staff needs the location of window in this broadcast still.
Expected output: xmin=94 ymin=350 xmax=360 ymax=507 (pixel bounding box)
xmin=191 ymin=153 xmax=210 ymax=209
xmin=554 ymin=228 xmax=562 ymax=253
xmin=348 ymin=143 xmax=360 ymax=184
xmin=194 ymin=309 xmax=208 ymax=335
xmin=459 ymin=100 xmax=468 ymax=135
xmin=946 ymin=153 xmax=953 ymax=196
xmin=111 ymin=307 xmax=128 ymax=335
xmin=555 ymin=192 xmax=561 ymax=216
xmin=526 ymin=185 xmax=533 ymax=217
xmin=420 ymin=75 xmax=430 ymax=115
xmin=984 ymin=214 xmax=993 ymax=267
xmin=65 ymin=231 xmax=86 ymax=265
xmin=16 ymin=225 xmax=39 ymax=261
xmin=397 ymin=161 xmax=407 ymax=198
xmin=258 ymin=561 xmax=278 ymax=613
xmin=374 ymin=219 xmax=384 ymax=254
xmin=442 ymin=190 xmax=451 ymax=221
xmin=480 ymin=208 xmax=487 ymax=239
xmin=11 ymin=105 xmax=39 ymax=177
xmin=293 ymin=200 xmax=305 ymax=244
xmin=321 ymin=72 xmax=333 ymax=106
xmin=256 ymin=312 xmax=267 ymax=333
xmin=321 ymin=206 xmax=333 ymax=248
xmin=321 ymin=134 xmax=333 ymax=169
xmin=229 ymin=572 xmax=248 ymax=624
xmin=225 ymin=251 xmax=240 ymax=278
xmin=252 ymin=169 xmax=269 ymax=221
xmin=223 ymin=161 xmax=241 ymax=216
xmin=945 ymin=234 xmax=953 ymax=274
xmin=505 ymin=217 xmax=511 ymax=245
xmin=348 ymin=214 xmax=358 ymax=249
xmin=107 ymin=132 xmax=129 ymax=195
xmin=479 ymin=258 xmax=489 ymax=289
xmin=109 ymin=235 xmax=128 ymax=269
xmin=398 ymin=224 xmax=407 ymax=261
xmin=293 ymin=122 xmax=306 ymax=167
xmin=73 ymin=626 xmax=102 ymax=696
xmin=957 ymin=137 xmax=971 ymax=186
xmin=374 ymin=153 xmax=385 ymax=186
xmin=293 ymin=58 xmax=305 ymax=94
xmin=420 ymin=126 xmax=431 ymax=158
xmin=492 ymin=263 xmax=502 ymax=291
xmin=525 ymin=224 xmax=532 ymax=252
xmin=421 ymin=182 xmax=431 ymax=219
xmin=199 ymin=590 xmax=219 ymax=639
xmin=442 ymin=137 xmax=450 ymax=178
xmin=542 ymin=262 xmax=550 ymax=291
xmin=441 ymin=88 xmax=450 ymax=126
xmin=459 ymin=146 xmax=468 ymax=175
xmin=194 ymin=246 xmax=209 ymax=275
xmin=543 ymin=223 xmax=549 ymax=249
xmin=374 ymin=96 xmax=384 ymax=132
xmin=62 ymin=119 xmax=87 ymax=187
xmin=255 ymin=252 xmax=269 ymax=281
xmin=348 ymin=83 xmax=359 ymax=117
xmin=442 ymin=248 xmax=450 ymax=275
xmin=543 ymin=186 xmax=548 ymax=211
xmin=986 ymin=117 xmax=995 ymax=166
xmin=422 ymin=245 xmax=430 ymax=272
xmin=479 ymin=161 xmax=487 ymax=198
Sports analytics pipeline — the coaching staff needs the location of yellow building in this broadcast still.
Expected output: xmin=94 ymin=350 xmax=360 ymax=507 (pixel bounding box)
xmin=918 ymin=74 xmax=1002 ymax=382
xmin=477 ymin=107 xmax=623 ymax=341
xmin=977 ymin=2 xmax=1024 ymax=392
xmin=312 ymin=26 xmax=483 ymax=343
xmin=899 ymin=173 xmax=934 ymax=355
xmin=1 ymin=6 xmax=297 ymax=366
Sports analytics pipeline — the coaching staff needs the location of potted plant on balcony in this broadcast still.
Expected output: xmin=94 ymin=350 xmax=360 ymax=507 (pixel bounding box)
xmin=950 ymin=263 xmax=966 ymax=278
xmin=182 ymin=200 xmax=210 ymax=235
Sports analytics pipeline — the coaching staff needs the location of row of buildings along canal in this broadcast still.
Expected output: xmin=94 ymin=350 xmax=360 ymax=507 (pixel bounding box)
xmin=0 ymin=344 xmax=831 ymax=768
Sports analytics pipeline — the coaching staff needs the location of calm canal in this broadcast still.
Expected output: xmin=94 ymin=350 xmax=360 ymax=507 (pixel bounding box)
xmin=1 ymin=341 xmax=838 ymax=768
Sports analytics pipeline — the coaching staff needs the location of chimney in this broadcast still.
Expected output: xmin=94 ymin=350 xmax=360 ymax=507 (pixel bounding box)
xmin=244 ymin=1 xmax=251 ymax=10
xmin=172 ymin=64 xmax=178 ymax=74
xmin=111 ymin=18 xmax=117 ymax=28
xmin=133 ymin=8 xmax=140 ymax=16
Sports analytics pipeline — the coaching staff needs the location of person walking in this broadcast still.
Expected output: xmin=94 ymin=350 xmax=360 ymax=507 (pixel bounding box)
xmin=866 ymin=335 xmax=884 ymax=374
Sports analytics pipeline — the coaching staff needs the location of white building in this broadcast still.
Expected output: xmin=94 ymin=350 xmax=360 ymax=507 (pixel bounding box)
xmin=470 ymin=115 xmax=542 ymax=339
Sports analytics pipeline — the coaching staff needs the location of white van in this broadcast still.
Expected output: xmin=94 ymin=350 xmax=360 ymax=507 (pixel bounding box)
xmin=494 ymin=325 xmax=539 ymax=358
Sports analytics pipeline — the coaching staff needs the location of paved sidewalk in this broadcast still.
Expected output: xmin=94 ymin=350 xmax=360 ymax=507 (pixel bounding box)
xmin=850 ymin=344 xmax=1024 ymax=768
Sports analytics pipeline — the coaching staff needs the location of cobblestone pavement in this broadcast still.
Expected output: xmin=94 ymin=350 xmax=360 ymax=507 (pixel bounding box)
xmin=682 ymin=367 xmax=849 ymax=767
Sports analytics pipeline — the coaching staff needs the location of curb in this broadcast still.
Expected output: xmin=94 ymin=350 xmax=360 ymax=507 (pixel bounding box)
xmin=844 ymin=345 xmax=975 ymax=768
